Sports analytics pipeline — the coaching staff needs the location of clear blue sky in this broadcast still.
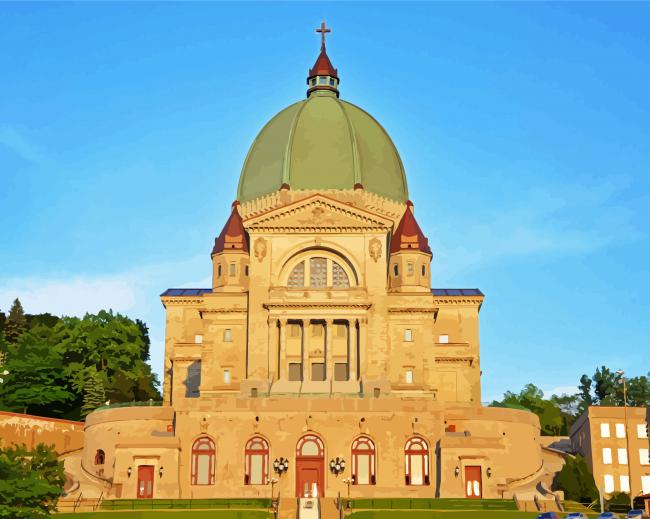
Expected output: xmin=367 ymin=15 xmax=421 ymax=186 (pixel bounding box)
xmin=1 ymin=2 xmax=648 ymax=401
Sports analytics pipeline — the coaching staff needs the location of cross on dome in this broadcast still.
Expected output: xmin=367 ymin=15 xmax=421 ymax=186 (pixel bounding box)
xmin=316 ymin=21 xmax=331 ymax=50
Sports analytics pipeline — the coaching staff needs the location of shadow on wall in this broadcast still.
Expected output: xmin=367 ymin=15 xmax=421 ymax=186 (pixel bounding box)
xmin=185 ymin=361 xmax=201 ymax=398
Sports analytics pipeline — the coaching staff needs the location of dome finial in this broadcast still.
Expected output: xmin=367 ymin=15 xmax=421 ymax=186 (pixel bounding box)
xmin=307 ymin=21 xmax=339 ymax=98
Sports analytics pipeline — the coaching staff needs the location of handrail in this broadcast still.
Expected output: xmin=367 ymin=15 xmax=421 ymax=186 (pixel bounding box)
xmin=73 ymin=492 xmax=83 ymax=512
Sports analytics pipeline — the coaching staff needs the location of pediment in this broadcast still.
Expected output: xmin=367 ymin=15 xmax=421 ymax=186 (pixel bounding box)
xmin=244 ymin=195 xmax=393 ymax=232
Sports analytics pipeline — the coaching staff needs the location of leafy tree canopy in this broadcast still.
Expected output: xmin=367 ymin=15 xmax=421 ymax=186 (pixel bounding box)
xmin=0 ymin=443 xmax=65 ymax=518
xmin=553 ymin=454 xmax=598 ymax=503
xmin=4 ymin=298 xmax=27 ymax=345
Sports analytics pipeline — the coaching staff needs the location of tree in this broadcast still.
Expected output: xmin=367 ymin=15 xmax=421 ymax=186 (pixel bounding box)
xmin=577 ymin=374 xmax=594 ymax=414
xmin=0 ymin=443 xmax=65 ymax=518
xmin=593 ymin=366 xmax=622 ymax=405
xmin=554 ymin=454 xmax=598 ymax=503
xmin=0 ymin=326 xmax=74 ymax=415
xmin=4 ymin=299 xmax=27 ymax=345
xmin=81 ymin=370 xmax=106 ymax=417
xmin=626 ymin=373 xmax=650 ymax=407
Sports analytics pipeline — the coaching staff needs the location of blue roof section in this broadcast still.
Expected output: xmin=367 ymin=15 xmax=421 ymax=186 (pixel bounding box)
xmin=160 ymin=288 xmax=212 ymax=297
xmin=431 ymin=288 xmax=484 ymax=297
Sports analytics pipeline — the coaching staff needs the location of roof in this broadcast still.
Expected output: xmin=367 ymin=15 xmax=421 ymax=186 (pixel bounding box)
xmin=237 ymin=96 xmax=408 ymax=203
xmin=390 ymin=205 xmax=431 ymax=254
xmin=160 ymin=288 xmax=212 ymax=297
xmin=432 ymin=289 xmax=484 ymax=296
xmin=308 ymin=48 xmax=338 ymax=78
xmin=212 ymin=203 xmax=249 ymax=255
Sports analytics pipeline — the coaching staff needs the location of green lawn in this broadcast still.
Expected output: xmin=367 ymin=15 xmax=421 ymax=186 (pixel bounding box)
xmin=348 ymin=513 xmax=600 ymax=518
xmin=56 ymin=512 xmax=270 ymax=518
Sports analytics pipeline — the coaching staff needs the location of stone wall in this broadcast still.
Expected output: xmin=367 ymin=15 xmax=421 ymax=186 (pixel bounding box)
xmin=0 ymin=411 xmax=84 ymax=454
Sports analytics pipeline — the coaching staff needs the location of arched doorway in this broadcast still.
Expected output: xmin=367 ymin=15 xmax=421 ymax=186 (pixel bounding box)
xmin=295 ymin=434 xmax=325 ymax=498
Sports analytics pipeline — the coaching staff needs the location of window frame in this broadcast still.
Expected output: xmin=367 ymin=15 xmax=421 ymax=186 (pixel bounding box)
xmin=600 ymin=423 xmax=610 ymax=438
xmin=244 ymin=436 xmax=269 ymax=486
xmin=191 ymin=436 xmax=216 ymax=486
xmin=615 ymin=423 xmax=626 ymax=438
xmin=404 ymin=436 xmax=429 ymax=486
xmin=602 ymin=447 xmax=612 ymax=465
xmin=351 ymin=436 xmax=376 ymax=485
xmin=285 ymin=252 xmax=355 ymax=289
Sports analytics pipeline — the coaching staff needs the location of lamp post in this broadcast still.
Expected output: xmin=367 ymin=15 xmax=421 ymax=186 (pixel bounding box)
xmin=616 ymin=370 xmax=634 ymax=511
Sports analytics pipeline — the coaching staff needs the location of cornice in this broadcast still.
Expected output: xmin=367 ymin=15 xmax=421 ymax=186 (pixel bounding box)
xmin=263 ymin=302 xmax=372 ymax=310
xmin=161 ymin=298 xmax=205 ymax=306
xmin=388 ymin=307 xmax=435 ymax=314
xmin=198 ymin=308 xmax=248 ymax=314
xmin=433 ymin=297 xmax=483 ymax=305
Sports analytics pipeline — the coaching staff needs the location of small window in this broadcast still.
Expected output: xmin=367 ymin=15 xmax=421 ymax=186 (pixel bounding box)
xmin=602 ymin=448 xmax=612 ymax=464
xmin=223 ymin=369 xmax=231 ymax=384
xmin=393 ymin=264 xmax=399 ymax=276
xmin=600 ymin=423 xmax=610 ymax=438
xmin=407 ymin=263 xmax=414 ymax=275
xmin=618 ymin=448 xmax=628 ymax=465
xmin=311 ymin=324 xmax=323 ymax=337
xmin=336 ymin=324 xmax=346 ymax=337
xmin=223 ymin=329 xmax=233 ymax=342
xmin=289 ymin=363 xmax=302 ymax=381
xmin=217 ymin=264 xmax=222 ymax=277
xmin=405 ymin=370 xmax=413 ymax=384
xmin=334 ymin=362 xmax=348 ymax=381
xmin=421 ymin=265 xmax=426 ymax=276
xmin=404 ymin=329 xmax=413 ymax=342
xmin=310 ymin=78 xmax=316 ymax=86
xmin=319 ymin=76 xmax=326 ymax=84
xmin=245 ymin=265 xmax=249 ymax=276
xmin=329 ymin=78 xmax=335 ymax=86
xmin=603 ymin=474 xmax=614 ymax=493
xmin=194 ymin=334 xmax=203 ymax=344
xmin=94 ymin=449 xmax=105 ymax=466
xmin=639 ymin=448 xmax=650 ymax=465
xmin=638 ymin=423 xmax=648 ymax=438
xmin=615 ymin=423 xmax=625 ymax=438
xmin=620 ymin=475 xmax=630 ymax=492
xmin=289 ymin=324 xmax=301 ymax=338
xmin=438 ymin=334 xmax=449 ymax=344
xmin=311 ymin=363 xmax=325 ymax=381
xmin=229 ymin=263 xmax=236 ymax=277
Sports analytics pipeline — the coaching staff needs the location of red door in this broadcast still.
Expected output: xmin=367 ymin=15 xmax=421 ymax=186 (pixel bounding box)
xmin=296 ymin=459 xmax=324 ymax=498
xmin=464 ymin=466 xmax=482 ymax=498
xmin=137 ymin=465 xmax=154 ymax=499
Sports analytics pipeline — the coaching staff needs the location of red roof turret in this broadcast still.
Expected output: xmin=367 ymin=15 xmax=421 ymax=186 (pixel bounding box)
xmin=211 ymin=201 xmax=249 ymax=255
xmin=390 ymin=202 xmax=431 ymax=254
xmin=309 ymin=49 xmax=338 ymax=79
xmin=307 ymin=21 xmax=339 ymax=97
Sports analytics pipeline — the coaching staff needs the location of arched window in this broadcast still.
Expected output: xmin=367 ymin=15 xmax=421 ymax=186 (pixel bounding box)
xmin=296 ymin=434 xmax=324 ymax=457
xmin=245 ymin=436 xmax=269 ymax=485
xmin=405 ymin=437 xmax=429 ymax=486
xmin=287 ymin=256 xmax=351 ymax=289
xmin=191 ymin=437 xmax=215 ymax=485
xmin=94 ymin=449 xmax=105 ymax=466
xmin=351 ymin=436 xmax=376 ymax=485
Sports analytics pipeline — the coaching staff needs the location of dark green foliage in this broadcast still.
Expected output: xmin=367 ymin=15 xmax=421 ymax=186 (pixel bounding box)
xmin=4 ymin=298 xmax=27 ymax=344
xmin=0 ymin=303 xmax=160 ymax=419
xmin=26 ymin=313 xmax=61 ymax=330
xmin=553 ymin=454 xmax=598 ymax=503
xmin=577 ymin=374 xmax=594 ymax=414
xmin=0 ymin=443 xmax=65 ymax=518
xmin=81 ymin=370 xmax=106 ymax=417
xmin=606 ymin=491 xmax=630 ymax=510
xmin=627 ymin=374 xmax=650 ymax=407
xmin=578 ymin=367 xmax=649 ymax=408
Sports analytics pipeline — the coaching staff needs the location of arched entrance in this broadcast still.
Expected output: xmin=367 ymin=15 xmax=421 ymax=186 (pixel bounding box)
xmin=295 ymin=434 xmax=325 ymax=498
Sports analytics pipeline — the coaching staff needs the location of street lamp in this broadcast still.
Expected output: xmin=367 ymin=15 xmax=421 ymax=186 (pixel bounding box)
xmin=616 ymin=369 xmax=634 ymax=511
xmin=273 ymin=457 xmax=289 ymax=475
xmin=269 ymin=477 xmax=278 ymax=501
xmin=330 ymin=457 xmax=346 ymax=476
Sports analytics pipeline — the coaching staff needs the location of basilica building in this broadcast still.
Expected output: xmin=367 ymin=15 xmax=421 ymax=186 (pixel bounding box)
xmin=82 ymin=26 xmax=543 ymax=503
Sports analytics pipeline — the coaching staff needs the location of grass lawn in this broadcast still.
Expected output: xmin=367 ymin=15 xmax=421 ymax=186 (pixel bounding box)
xmin=56 ymin=512 xmax=270 ymax=518
xmin=348 ymin=512 xmax=600 ymax=518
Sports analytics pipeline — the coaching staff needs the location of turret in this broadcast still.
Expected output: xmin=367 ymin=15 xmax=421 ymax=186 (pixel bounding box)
xmin=211 ymin=201 xmax=250 ymax=292
xmin=388 ymin=201 xmax=432 ymax=292
xmin=307 ymin=21 xmax=339 ymax=97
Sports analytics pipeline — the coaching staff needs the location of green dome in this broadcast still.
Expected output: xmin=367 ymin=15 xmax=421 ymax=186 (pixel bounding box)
xmin=237 ymin=91 xmax=409 ymax=203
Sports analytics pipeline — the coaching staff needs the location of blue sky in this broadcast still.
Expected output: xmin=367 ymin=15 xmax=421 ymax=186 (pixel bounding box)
xmin=1 ymin=2 xmax=648 ymax=402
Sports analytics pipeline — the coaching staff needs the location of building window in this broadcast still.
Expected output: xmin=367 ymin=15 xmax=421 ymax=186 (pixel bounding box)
xmin=600 ymin=423 xmax=610 ymax=438
xmin=334 ymin=362 xmax=348 ymax=381
xmin=618 ymin=448 xmax=628 ymax=465
xmin=438 ymin=334 xmax=449 ymax=344
xmin=615 ymin=423 xmax=625 ymax=438
xmin=640 ymin=448 xmax=650 ymax=465
xmin=602 ymin=448 xmax=612 ymax=465
xmin=289 ymin=363 xmax=302 ymax=381
xmin=332 ymin=262 xmax=350 ymax=288
xmin=287 ymin=256 xmax=352 ymax=288
xmin=229 ymin=263 xmax=236 ymax=276
xmin=310 ymin=257 xmax=327 ymax=287
xmin=405 ymin=437 xmax=429 ymax=485
xmin=329 ymin=78 xmax=335 ymax=86
xmin=223 ymin=329 xmax=233 ymax=342
xmin=643 ymin=475 xmax=650 ymax=494
xmin=318 ymin=76 xmax=326 ymax=84
xmin=604 ymin=474 xmax=614 ymax=494
xmin=311 ymin=363 xmax=325 ymax=381
xmin=393 ymin=264 xmax=399 ymax=276
xmin=404 ymin=329 xmax=413 ymax=342
xmin=637 ymin=423 xmax=648 ymax=439
xmin=336 ymin=324 xmax=346 ymax=337
xmin=620 ymin=475 xmax=630 ymax=492
xmin=191 ymin=437 xmax=216 ymax=485
xmin=245 ymin=436 xmax=269 ymax=485
xmin=289 ymin=324 xmax=301 ymax=338
xmin=352 ymin=436 xmax=376 ymax=485
xmin=421 ymin=265 xmax=426 ymax=276
xmin=311 ymin=323 xmax=323 ymax=336
xmin=288 ymin=261 xmax=305 ymax=287
xmin=407 ymin=262 xmax=414 ymax=275
xmin=217 ymin=264 xmax=222 ymax=277
xmin=194 ymin=334 xmax=203 ymax=344
xmin=245 ymin=265 xmax=249 ymax=276
xmin=405 ymin=370 xmax=413 ymax=384
xmin=310 ymin=78 xmax=316 ymax=86
xmin=94 ymin=449 xmax=105 ymax=466
xmin=223 ymin=369 xmax=231 ymax=384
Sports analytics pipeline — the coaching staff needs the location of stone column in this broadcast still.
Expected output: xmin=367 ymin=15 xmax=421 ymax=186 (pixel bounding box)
xmin=278 ymin=319 xmax=287 ymax=380
xmin=300 ymin=319 xmax=308 ymax=382
xmin=358 ymin=318 xmax=367 ymax=381
xmin=326 ymin=318 xmax=334 ymax=381
xmin=349 ymin=320 xmax=358 ymax=381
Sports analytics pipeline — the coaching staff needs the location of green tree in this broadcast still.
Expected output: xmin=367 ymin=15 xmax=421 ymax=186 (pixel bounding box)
xmin=577 ymin=374 xmax=594 ymax=414
xmin=554 ymin=454 xmax=598 ymax=503
xmin=593 ymin=366 xmax=622 ymax=405
xmin=4 ymin=298 xmax=27 ymax=345
xmin=81 ymin=370 xmax=106 ymax=417
xmin=626 ymin=373 xmax=650 ymax=407
xmin=0 ymin=326 xmax=74 ymax=415
xmin=0 ymin=443 xmax=65 ymax=518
